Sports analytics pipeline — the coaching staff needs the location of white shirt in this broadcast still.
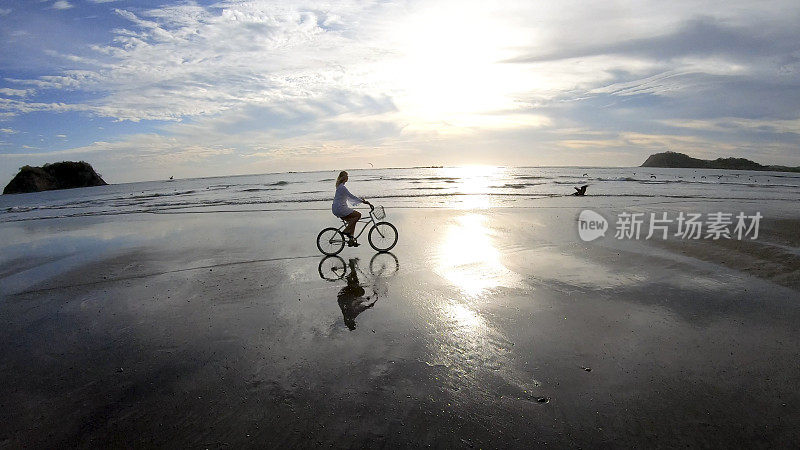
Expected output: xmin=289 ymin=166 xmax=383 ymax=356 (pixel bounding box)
xmin=332 ymin=183 xmax=362 ymax=217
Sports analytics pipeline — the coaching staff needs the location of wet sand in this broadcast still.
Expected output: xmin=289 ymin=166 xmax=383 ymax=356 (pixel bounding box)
xmin=1 ymin=197 xmax=799 ymax=447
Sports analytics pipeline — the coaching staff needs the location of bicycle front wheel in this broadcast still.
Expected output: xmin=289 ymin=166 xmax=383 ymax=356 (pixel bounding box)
xmin=317 ymin=227 xmax=345 ymax=256
xmin=318 ymin=256 xmax=347 ymax=280
xmin=368 ymin=222 xmax=398 ymax=252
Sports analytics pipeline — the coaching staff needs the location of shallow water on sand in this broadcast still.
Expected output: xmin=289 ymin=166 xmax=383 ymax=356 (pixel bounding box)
xmin=1 ymin=201 xmax=799 ymax=446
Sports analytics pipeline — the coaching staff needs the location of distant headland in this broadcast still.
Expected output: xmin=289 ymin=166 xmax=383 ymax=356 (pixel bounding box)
xmin=641 ymin=151 xmax=800 ymax=173
xmin=3 ymin=161 xmax=108 ymax=195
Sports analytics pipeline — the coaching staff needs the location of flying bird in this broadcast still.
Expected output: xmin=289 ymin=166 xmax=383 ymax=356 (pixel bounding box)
xmin=572 ymin=185 xmax=589 ymax=196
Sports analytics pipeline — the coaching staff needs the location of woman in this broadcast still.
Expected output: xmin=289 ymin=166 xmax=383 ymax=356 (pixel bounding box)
xmin=332 ymin=171 xmax=370 ymax=246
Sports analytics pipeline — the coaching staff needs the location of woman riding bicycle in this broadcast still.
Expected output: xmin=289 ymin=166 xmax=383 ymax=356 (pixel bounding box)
xmin=332 ymin=171 xmax=370 ymax=247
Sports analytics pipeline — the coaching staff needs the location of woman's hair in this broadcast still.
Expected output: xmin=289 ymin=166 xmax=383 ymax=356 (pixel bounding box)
xmin=335 ymin=171 xmax=348 ymax=187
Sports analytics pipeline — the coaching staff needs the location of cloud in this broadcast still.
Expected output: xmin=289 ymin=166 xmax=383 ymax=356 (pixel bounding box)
xmin=0 ymin=128 xmax=17 ymax=134
xmin=505 ymin=16 xmax=799 ymax=64
xmin=0 ymin=97 xmax=97 ymax=115
xmin=0 ymin=8 xmax=11 ymax=16
xmin=51 ymin=1 xmax=74 ymax=10
xmin=6 ymin=71 xmax=101 ymax=90
xmin=660 ymin=117 xmax=800 ymax=135
xmin=0 ymin=88 xmax=33 ymax=97
xmin=5 ymin=1 xmax=392 ymax=123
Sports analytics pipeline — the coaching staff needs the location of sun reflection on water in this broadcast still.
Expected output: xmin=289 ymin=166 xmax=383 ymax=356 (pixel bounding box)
xmin=435 ymin=213 xmax=521 ymax=298
xmin=438 ymin=165 xmax=506 ymax=209
xmin=446 ymin=302 xmax=484 ymax=330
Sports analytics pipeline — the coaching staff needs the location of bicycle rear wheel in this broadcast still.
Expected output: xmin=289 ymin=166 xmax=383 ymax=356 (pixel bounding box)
xmin=317 ymin=227 xmax=345 ymax=256
xmin=368 ymin=222 xmax=398 ymax=252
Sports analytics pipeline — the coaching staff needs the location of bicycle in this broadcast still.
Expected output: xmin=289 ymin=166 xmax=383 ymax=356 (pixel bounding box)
xmin=316 ymin=204 xmax=398 ymax=256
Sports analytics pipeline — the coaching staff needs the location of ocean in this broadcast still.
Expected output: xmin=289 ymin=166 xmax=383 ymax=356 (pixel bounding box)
xmin=2 ymin=166 xmax=799 ymax=223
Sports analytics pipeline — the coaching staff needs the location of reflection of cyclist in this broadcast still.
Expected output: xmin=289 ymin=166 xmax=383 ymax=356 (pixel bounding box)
xmin=332 ymin=171 xmax=371 ymax=247
xmin=337 ymin=259 xmax=377 ymax=330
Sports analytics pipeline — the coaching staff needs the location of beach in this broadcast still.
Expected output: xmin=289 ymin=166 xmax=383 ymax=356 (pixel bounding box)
xmin=1 ymin=187 xmax=798 ymax=447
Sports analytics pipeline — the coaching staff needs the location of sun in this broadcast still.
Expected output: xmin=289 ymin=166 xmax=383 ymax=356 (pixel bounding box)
xmin=374 ymin=2 xmax=543 ymax=133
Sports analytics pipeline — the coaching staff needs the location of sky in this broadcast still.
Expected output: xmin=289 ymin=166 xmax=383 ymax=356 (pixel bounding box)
xmin=1 ymin=0 xmax=799 ymax=183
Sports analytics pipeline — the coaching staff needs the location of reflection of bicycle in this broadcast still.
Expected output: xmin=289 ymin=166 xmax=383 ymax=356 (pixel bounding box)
xmin=316 ymin=204 xmax=398 ymax=256
xmin=318 ymin=252 xmax=399 ymax=281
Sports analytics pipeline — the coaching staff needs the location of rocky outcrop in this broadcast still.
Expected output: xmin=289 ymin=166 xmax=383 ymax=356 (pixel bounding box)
xmin=641 ymin=151 xmax=800 ymax=173
xmin=3 ymin=161 xmax=108 ymax=194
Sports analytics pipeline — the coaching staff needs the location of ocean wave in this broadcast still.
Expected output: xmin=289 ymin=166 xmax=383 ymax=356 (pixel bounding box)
xmin=720 ymin=181 xmax=799 ymax=188
xmin=514 ymin=175 xmax=551 ymax=180
xmin=128 ymin=190 xmax=197 ymax=199
xmin=489 ymin=183 xmax=543 ymax=189
xmin=596 ymin=177 xmax=637 ymax=182
xmin=553 ymin=180 xmax=582 ymax=185
xmin=382 ymin=176 xmax=459 ymax=182
xmin=5 ymin=205 xmax=39 ymax=212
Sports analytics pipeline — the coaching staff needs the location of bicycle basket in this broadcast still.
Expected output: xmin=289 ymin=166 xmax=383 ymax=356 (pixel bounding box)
xmin=373 ymin=205 xmax=385 ymax=220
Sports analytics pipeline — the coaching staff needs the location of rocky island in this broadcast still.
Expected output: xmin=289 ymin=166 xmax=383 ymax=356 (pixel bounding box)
xmin=641 ymin=151 xmax=800 ymax=173
xmin=3 ymin=161 xmax=108 ymax=194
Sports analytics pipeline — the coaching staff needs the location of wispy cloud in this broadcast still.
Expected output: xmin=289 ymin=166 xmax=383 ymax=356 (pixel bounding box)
xmin=0 ymin=88 xmax=34 ymax=98
xmin=504 ymin=17 xmax=797 ymax=64
xmin=51 ymin=1 xmax=74 ymax=10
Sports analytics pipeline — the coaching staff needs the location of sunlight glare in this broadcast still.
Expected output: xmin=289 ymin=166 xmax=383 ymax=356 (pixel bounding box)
xmin=435 ymin=213 xmax=521 ymax=297
xmin=447 ymin=302 xmax=484 ymax=330
xmin=439 ymin=165 xmax=504 ymax=209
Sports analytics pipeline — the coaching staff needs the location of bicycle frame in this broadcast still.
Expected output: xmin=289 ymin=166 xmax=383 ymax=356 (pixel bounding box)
xmin=337 ymin=207 xmax=379 ymax=240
